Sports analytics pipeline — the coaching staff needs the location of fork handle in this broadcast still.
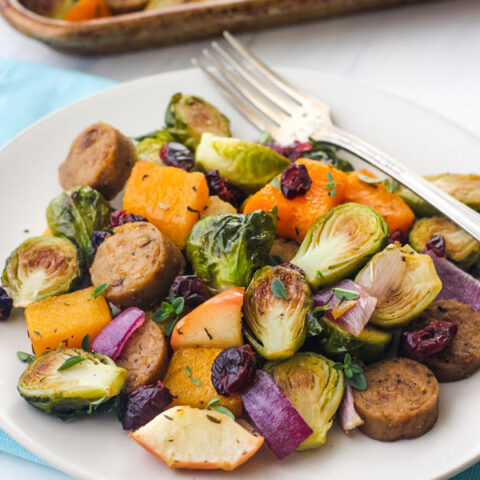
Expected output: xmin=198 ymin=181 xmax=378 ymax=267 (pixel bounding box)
xmin=323 ymin=127 xmax=480 ymax=242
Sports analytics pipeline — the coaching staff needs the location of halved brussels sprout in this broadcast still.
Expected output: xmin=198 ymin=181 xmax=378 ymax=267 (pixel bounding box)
xmin=291 ymin=203 xmax=389 ymax=289
xmin=46 ymin=186 xmax=113 ymax=262
xmin=355 ymin=243 xmax=442 ymax=328
xmin=196 ymin=133 xmax=291 ymax=192
xmin=2 ymin=236 xmax=82 ymax=307
xmin=135 ymin=130 xmax=175 ymax=164
xmin=18 ymin=348 xmax=126 ymax=418
xmin=398 ymin=173 xmax=480 ymax=217
xmin=185 ymin=209 xmax=277 ymax=292
xmin=265 ymin=352 xmax=344 ymax=450
xmin=314 ymin=316 xmax=392 ymax=364
xmin=409 ymin=216 xmax=480 ymax=269
xmin=165 ymin=93 xmax=231 ymax=149
xmin=244 ymin=265 xmax=311 ymax=360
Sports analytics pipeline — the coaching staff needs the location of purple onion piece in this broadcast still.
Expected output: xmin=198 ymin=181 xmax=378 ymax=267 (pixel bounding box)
xmin=339 ymin=383 xmax=364 ymax=433
xmin=91 ymin=307 xmax=145 ymax=360
xmin=241 ymin=370 xmax=313 ymax=459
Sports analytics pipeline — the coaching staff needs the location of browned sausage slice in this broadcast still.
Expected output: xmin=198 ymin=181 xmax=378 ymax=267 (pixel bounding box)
xmin=353 ymin=358 xmax=439 ymax=441
xmin=90 ymin=222 xmax=185 ymax=309
xmin=404 ymin=300 xmax=480 ymax=382
xmin=116 ymin=313 xmax=168 ymax=393
xmin=59 ymin=122 xmax=136 ymax=200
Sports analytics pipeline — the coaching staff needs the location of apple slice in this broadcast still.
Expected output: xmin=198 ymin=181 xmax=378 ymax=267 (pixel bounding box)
xmin=130 ymin=405 xmax=264 ymax=470
xmin=170 ymin=287 xmax=244 ymax=350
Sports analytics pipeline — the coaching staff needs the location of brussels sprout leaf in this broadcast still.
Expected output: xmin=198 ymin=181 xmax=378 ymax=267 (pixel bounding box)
xmin=333 ymin=353 xmax=366 ymax=391
xmin=324 ymin=172 xmax=339 ymax=197
xmin=332 ymin=288 xmax=359 ymax=302
xmin=271 ymin=278 xmax=288 ymax=300
xmin=306 ymin=311 xmax=324 ymax=337
xmin=92 ymin=283 xmax=109 ymax=299
xmin=17 ymin=351 xmax=36 ymax=364
xmin=57 ymin=356 xmax=87 ymax=371
xmin=81 ymin=334 xmax=90 ymax=352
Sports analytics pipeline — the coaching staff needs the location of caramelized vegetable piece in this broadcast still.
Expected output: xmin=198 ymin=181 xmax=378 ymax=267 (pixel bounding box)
xmin=123 ymin=162 xmax=209 ymax=249
xmin=130 ymin=406 xmax=263 ymax=470
xmin=24 ymin=287 xmax=112 ymax=355
xmin=243 ymin=159 xmax=348 ymax=241
xmin=64 ymin=0 xmax=111 ymax=20
xmin=343 ymin=169 xmax=415 ymax=234
xmin=163 ymin=348 xmax=243 ymax=417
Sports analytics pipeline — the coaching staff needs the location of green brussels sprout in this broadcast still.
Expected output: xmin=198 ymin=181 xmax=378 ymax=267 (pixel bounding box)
xmin=409 ymin=216 xmax=480 ymax=269
xmin=355 ymin=243 xmax=442 ymax=328
xmin=303 ymin=140 xmax=354 ymax=173
xmin=314 ymin=316 xmax=392 ymax=364
xmin=265 ymin=352 xmax=344 ymax=450
xmin=185 ymin=209 xmax=277 ymax=292
xmin=196 ymin=133 xmax=291 ymax=192
xmin=135 ymin=130 xmax=176 ymax=164
xmin=165 ymin=93 xmax=231 ymax=149
xmin=22 ymin=0 xmax=76 ymax=19
xmin=398 ymin=173 xmax=480 ymax=217
xmin=244 ymin=265 xmax=312 ymax=360
xmin=18 ymin=348 xmax=126 ymax=418
xmin=46 ymin=186 xmax=113 ymax=262
xmin=291 ymin=203 xmax=389 ymax=290
xmin=2 ymin=236 xmax=83 ymax=307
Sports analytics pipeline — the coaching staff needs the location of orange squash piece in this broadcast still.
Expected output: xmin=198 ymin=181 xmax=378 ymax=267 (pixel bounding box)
xmin=123 ymin=162 xmax=209 ymax=249
xmin=65 ymin=0 xmax=111 ymax=21
xmin=243 ymin=159 xmax=348 ymax=241
xmin=42 ymin=227 xmax=52 ymax=236
xmin=344 ymin=169 xmax=415 ymax=234
xmin=25 ymin=287 xmax=112 ymax=355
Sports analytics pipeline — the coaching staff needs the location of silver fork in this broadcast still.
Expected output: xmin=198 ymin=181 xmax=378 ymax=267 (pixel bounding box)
xmin=192 ymin=31 xmax=480 ymax=243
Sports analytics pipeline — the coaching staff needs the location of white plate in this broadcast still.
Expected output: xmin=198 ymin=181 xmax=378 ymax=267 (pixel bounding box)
xmin=1 ymin=68 xmax=479 ymax=480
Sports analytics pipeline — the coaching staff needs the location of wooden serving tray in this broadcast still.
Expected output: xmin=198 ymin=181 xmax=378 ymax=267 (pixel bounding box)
xmin=1 ymin=0 xmax=427 ymax=55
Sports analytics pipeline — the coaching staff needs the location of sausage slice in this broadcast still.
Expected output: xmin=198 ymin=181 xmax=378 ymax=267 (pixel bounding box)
xmin=404 ymin=300 xmax=480 ymax=382
xmin=353 ymin=358 xmax=439 ymax=441
xmin=90 ymin=222 xmax=185 ymax=309
xmin=116 ymin=313 xmax=168 ymax=393
xmin=59 ymin=122 xmax=136 ymax=200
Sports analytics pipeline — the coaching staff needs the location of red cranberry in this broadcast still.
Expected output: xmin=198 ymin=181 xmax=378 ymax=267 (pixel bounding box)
xmin=122 ymin=381 xmax=173 ymax=431
xmin=280 ymin=163 xmax=312 ymax=199
xmin=211 ymin=345 xmax=257 ymax=396
xmin=110 ymin=210 xmax=147 ymax=228
xmin=91 ymin=231 xmax=111 ymax=259
xmin=169 ymin=275 xmax=211 ymax=316
xmin=389 ymin=229 xmax=407 ymax=244
xmin=159 ymin=142 xmax=194 ymax=172
xmin=0 ymin=287 xmax=13 ymax=321
xmin=265 ymin=140 xmax=313 ymax=162
xmin=205 ymin=170 xmax=245 ymax=208
xmin=279 ymin=263 xmax=306 ymax=277
xmin=425 ymin=234 xmax=446 ymax=257
xmin=403 ymin=320 xmax=458 ymax=358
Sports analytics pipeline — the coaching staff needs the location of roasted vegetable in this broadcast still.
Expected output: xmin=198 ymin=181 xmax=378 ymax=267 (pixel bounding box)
xmin=196 ymin=133 xmax=291 ymax=193
xmin=18 ymin=347 xmax=126 ymax=417
xmin=64 ymin=0 xmax=111 ymax=20
xmin=46 ymin=186 xmax=113 ymax=262
xmin=265 ymin=352 xmax=344 ymax=450
xmin=356 ymin=243 xmax=442 ymax=328
xmin=135 ymin=130 xmax=175 ymax=164
xmin=244 ymin=265 xmax=311 ymax=360
xmin=398 ymin=173 xmax=480 ymax=216
xmin=22 ymin=0 xmax=76 ymax=18
xmin=409 ymin=216 xmax=480 ymax=269
xmin=291 ymin=203 xmax=388 ymax=289
xmin=186 ymin=210 xmax=276 ymax=292
xmin=165 ymin=94 xmax=231 ymax=149
xmin=2 ymin=236 xmax=82 ymax=307
xmin=314 ymin=316 xmax=392 ymax=364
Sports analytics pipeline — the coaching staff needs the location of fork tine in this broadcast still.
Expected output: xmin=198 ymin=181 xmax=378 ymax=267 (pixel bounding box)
xmin=210 ymin=41 xmax=297 ymax=115
xmin=223 ymin=31 xmax=309 ymax=105
xmin=191 ymin=58 xmax=279 ymax=135
xmin=202 ymin=48 xmax=289 ymax=126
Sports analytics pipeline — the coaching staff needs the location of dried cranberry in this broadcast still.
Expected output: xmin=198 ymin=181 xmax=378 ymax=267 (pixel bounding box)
xmin=159 ymin=142 xmax=194 ymax=172
xmin=0 ymin=287 xmax=13 ymax=321
xmin=211 ymin=345 xmax=257 ymax=396
xmin=389 ymin=229 xmax=407 ymax=245
xmin=279 ymin=263 xmax=306 ymax=277
xmin=122 ymin=381 xmax=173 ymax=431
xmin=280 ymin=164 xmax=312 ymax=200
xmin=425 ymin=235 xmax=446 ymax=257
xmin=403 ymin=320 xmax=458 ymax=358
xmin=110 ymin=210 xmax=147 ymax=228
xmin=265 ymin=140 xmax=313 ymax=162
xmin=91 ymin=231 xmax=111 ymax=259
xmin=205 ymin=170 xmax=245 ymax=208
xmin=170 ymin=275 xmax=211 ymax=315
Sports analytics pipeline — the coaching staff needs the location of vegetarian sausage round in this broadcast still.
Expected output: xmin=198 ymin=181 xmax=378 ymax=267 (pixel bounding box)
xmin=353 ymin=358 xmax=439 ymax=441
xmin=404 ymin=300 xmax=480 ymax=382
xmin=59 ymin=122 xmax=136 ymax=200
xmin=90 ymin=222 xmax=185 ymax=309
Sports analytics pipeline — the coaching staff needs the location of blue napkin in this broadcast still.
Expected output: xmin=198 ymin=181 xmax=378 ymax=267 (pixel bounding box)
xmin=0 ymin=58 xmax=479 ymax=479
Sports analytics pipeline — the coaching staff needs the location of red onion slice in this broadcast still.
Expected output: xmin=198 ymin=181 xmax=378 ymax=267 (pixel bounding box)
xmin=339 ymin=383 xmax=364 ymax=433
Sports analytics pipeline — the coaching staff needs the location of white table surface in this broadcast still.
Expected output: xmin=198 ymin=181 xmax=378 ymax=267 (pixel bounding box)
xmin=1 ymin=0 xmax=480 ymax=477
